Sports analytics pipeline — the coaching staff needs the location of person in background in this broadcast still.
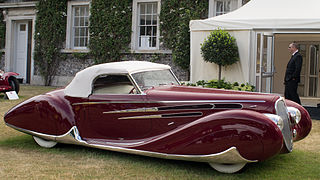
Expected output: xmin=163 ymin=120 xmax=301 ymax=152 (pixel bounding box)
xmin=284 ymin=42 xmax=302 ymax=104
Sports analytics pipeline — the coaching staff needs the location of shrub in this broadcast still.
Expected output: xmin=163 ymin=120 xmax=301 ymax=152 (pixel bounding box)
xmin=182 ymin=79 xmax=255 ymax=92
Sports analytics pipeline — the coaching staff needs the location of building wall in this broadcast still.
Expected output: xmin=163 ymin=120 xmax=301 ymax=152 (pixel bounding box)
xmin=0 ymin=52 xmax=4 ymax=69
xmin=32 ymin=53 xmax=189 ymax=86
xmin=190 ymin=30 xmax=251 ymax=84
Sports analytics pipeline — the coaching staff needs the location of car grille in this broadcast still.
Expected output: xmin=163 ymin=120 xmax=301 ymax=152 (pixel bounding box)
xmin=275 ymin=99 xmax=293 ymax=152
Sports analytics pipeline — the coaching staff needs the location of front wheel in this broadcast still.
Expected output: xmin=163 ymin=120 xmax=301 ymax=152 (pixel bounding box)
xmin=8 ymin=77 xmax=20 ymax=94
xmin=33 ymin=136 xmax=57 ymax=148
xmin=209 ymin=162 xmax=246 ymax=173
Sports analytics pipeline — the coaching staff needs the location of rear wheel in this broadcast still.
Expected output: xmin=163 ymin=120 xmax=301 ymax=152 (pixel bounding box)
xmin=209 ymin=162 xmax=246 ymax=173
xmin=33 ymin=136 xmax=57 ymax=148
xmin=8 ymin=77 xmax=20 ymax=94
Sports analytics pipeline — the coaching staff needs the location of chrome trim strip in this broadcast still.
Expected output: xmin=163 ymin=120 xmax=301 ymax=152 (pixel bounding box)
xmin=6 ymin=124 xmax=256 ymax=164
xmin=103 ymin=107 xmax=159 ymax=114
xmin=103 ymin=104 xmax=215 ymax=114
xmin=73 ymin=100 xmax=265 ymax=106
xmin=118 ymin=112 xmax=203 ymax=120
xmin=5 ymin=123 xmax=85 ymax=145
xmin=119 ymin=114 xmax=162 ymax=120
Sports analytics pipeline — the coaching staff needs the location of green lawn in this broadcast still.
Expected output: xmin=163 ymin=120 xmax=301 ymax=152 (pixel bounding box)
xmin=0 ymin=85 xmax=319 ymax=179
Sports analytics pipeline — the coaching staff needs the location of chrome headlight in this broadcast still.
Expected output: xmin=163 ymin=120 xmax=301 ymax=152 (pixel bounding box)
xmin=264 ymin=114 xmax=284 ymax=130
xmin=287 ymin=107 xmax=301 ymax=124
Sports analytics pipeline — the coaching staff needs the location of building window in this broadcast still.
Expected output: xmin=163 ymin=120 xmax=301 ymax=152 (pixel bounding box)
xmin=208 ymin=0 xmax=242 ymax=17
xmin=216 ymin=1 xmax=231 ymax=16
xmin=73 ymin=5 xmax=89 ymax=48
xmin=138 ymin=2 xmax=157 ymax=49
xmin=66 ymin=2 xmax=90 ymax=50
xmin=132 ymin=0 xmax=160 ymax=51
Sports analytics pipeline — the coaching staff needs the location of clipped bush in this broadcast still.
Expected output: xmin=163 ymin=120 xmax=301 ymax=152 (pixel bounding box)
xmin=182 ymin=79 xmax=255 ymax=92
xmin=201 ymin=29 xmax=239 ymax=80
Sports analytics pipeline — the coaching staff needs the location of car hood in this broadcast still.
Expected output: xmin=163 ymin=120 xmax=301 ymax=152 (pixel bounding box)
xmin=145 ymin=85 xmax=280 ymax=104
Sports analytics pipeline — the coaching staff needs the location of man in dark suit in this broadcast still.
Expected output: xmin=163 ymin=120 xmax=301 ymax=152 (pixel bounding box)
xmin=284 ymin=42 xmax=303 ymax=104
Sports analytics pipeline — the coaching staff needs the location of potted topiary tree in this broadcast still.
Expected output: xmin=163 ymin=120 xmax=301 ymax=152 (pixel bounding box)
xmin=200 ymin=29 xmax=239 ymax=81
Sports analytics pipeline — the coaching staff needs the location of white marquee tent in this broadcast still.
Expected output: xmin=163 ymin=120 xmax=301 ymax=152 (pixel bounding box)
xmin=189 ymin=0 xmax=320 ymax=94
xmin=191 ymin=0 xmax=320 ymax=30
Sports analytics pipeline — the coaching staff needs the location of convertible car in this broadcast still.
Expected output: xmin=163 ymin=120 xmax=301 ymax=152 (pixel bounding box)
xmin=4 ymin=61 xmax=312 ymax=173
xmin=0 ymin=69 xmax=19 ymax=95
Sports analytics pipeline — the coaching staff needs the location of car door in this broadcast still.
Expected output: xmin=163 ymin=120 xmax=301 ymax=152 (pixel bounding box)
xmin=77 ymin=74 xmax=152 ymax=140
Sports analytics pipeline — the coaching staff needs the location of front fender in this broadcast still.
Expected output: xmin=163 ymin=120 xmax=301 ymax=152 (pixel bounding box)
xmin=139 ymin=110 xmax=283 ymax=161
xmin=285 ymin=100 xmax=312 ymax=141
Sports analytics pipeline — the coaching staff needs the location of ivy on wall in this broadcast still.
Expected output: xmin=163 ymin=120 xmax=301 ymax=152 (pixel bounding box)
xmin=0 ymin=10 xmax=5 ymax=49
xmin=34 ymin=0 xmax=67 ymax=86
xmin=89 ymin=0 xmax=132 ymax=64
xmin=160 ymin=0 xmax=208 ymax=72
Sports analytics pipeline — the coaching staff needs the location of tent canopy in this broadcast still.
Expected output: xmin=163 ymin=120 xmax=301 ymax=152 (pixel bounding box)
xmin=190 ymin=0 xmax=320 ymax=31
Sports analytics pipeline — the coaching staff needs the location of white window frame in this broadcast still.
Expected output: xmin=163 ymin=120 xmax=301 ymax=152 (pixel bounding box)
xmin=208 ymin=0 xmax=242 ymax=17
xmin=66 ymin=1 xmax=90 ymax=51
xmin=131 ymin=0 xmax=161 ymax=52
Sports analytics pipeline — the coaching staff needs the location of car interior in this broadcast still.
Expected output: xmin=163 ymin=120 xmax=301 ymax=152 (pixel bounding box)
xmin=92 ymin=74 xmax=137 ymax=94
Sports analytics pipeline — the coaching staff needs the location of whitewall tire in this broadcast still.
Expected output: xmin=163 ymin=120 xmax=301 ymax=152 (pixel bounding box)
xmin=33 ymin=136 xmax=57 ymax=148
xmin=209 ymin=162 xmax=246 ymax=173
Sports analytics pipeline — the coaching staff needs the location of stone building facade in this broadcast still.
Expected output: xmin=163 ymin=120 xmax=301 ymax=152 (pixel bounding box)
xmin=0 ymin=0 xmax=244 ymax=86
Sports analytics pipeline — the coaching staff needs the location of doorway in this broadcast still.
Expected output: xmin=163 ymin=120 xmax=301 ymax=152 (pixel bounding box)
xmin=12 ymin=20 xmax=32 ymax=83
xmin=255 ymin=33 xmax=274 ymax=93
xmin=298 ymin=43 xmax=320 ymax=97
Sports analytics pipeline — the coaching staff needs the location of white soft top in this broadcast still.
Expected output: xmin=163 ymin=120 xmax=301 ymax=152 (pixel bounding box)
xmin=64 ymin=61 xmax=171 ymax=97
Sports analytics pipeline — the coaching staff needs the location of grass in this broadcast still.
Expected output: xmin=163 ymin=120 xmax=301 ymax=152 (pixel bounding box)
xmin=0 ymin=85 xmax=320 ymax=179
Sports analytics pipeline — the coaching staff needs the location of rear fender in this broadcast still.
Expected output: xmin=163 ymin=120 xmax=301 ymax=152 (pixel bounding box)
xmin=140 ymin=110 xmax=283 ymax=161
xmin=4 ymin=93 xmax=75 ymax=136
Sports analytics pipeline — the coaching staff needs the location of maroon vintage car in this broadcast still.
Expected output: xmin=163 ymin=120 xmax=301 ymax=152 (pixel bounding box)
xmin=4 ymin=61 xmax=312 ymax=173
xmin=0 ymin=69 xmax=20 ymax=94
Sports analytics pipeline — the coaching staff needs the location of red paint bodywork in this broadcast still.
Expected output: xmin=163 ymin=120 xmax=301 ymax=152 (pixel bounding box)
xmin=0 ymin=72 xmax=19 ymax=92
xmin=4 ymin=85 xmax=312 ymax=162
xmin=285 ymin=100 xmax=312 ymax=141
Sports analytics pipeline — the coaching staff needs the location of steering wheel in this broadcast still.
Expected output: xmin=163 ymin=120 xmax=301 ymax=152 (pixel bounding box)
xmin=129 ymin=87 xmax=136 ymax=94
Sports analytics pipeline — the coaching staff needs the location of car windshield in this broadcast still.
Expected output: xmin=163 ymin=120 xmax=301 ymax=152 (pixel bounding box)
xmin=132 ymin=69 xmax=180 ymax=91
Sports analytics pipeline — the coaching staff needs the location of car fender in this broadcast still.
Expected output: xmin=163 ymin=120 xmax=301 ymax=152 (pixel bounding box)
xmin=0 ymin=72 xmax=19 ymax=88
xmin=4 ymin=92 xmax=75 ymax=136
xmin=139 ymin=109 xmax=283 ymax=161
xmin=3 ymin=72 xmax=19 ymax=81
xmin=285 ymin=99 xmax=312 ymax=141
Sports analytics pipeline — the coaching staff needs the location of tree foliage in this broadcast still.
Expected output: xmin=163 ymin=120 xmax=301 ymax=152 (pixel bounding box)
xmin=160 ymin=0 xmax=208 ymax=72
xmin=89 ymin=0 xmax=132 ymax=64
xmin=201 ymin=29 xmax=239 ymax=80
xmin=34 ymin=0 xmax=67 ymax=86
